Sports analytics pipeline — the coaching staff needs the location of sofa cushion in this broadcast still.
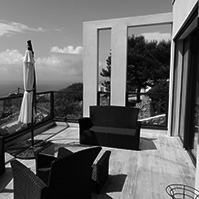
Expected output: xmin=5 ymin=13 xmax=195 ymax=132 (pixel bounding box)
xmin=90 ymin=126 xmax=137 ymax=136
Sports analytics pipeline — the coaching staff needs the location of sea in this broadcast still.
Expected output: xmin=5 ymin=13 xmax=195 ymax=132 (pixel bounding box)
xmin=0 ymin=81 xmax=70 ymax=97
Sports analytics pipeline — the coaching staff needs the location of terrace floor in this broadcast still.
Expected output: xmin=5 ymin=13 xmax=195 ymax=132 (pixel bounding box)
xmin=0 ymin=122 xmax=196 ymax=199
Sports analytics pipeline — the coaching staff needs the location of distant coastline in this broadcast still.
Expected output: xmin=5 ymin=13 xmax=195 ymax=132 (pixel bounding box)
xmin=0 ymin=81 xmax=71 ymax=97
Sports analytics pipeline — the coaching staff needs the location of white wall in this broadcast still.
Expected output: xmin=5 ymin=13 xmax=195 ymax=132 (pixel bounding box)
xmin=83 ymin=13 xmax=172 ymax=117
xmin=172 ymin=0 xmax=199 ymax=190
xmin=172 ymin=0 xmax=198 ymax=38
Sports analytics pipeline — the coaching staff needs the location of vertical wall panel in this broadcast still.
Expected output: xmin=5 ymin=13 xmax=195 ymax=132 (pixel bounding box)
xmin=111 ymin=25 xmax=127 ymax=106
xmin=83 ymin=23 xmax=98 ymax=116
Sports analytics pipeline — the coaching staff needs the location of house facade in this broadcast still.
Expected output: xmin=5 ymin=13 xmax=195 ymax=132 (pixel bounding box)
xmin=83 ymin=0 xmax=199 ymax=189
xmin=171 ymin=0 xmax=199 ymax=189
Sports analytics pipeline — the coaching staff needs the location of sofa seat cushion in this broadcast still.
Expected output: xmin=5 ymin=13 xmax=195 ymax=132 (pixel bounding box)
xmin=90 ymin=126 xmax=137 ymax=136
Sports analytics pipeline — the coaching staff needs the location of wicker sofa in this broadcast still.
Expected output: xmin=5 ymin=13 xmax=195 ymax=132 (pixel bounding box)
xmin=79 ymin=106 xmax=141 ymax=150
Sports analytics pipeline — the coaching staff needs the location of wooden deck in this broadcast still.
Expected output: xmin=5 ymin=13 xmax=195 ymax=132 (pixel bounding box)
xmin=0 ymin=122 xmax=196 ymax=199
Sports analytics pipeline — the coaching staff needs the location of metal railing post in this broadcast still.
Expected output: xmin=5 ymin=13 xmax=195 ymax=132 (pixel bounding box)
xmin=50 ymin=91 xmax=54 ymax=119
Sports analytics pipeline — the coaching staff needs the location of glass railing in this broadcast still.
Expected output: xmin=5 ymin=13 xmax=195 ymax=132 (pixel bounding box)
xmin=54 ymin=91 xmax=83 ymax=121
xmin=0 ymin=90 xmax=83 ymax=139
xmin=97 ymin=91 xmax=168 ymax=128
xmin=126 ymin=92 xmax=168 ymax=128
xmin=0 ymin=91 xmax=54 ymax=138
xmin=0 ymin=94 xmax=22 ymax=137
xmin=97 ymin=91 xmax=110 ymax=106
xmin=0 ymin=89 xmax=167 ymax=140
xmin=36 ymin=91 xmax=54 ymax=122
xmin=0 ymin=90 xmax=84 ymax=138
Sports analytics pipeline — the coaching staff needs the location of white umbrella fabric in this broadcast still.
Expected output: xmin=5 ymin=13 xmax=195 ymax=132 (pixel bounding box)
xmin=18 ymin=40 xmax=36 ymax=146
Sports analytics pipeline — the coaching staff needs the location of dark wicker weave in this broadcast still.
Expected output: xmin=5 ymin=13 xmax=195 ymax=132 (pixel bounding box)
xmin=92 ymin=150 xmax=111 ymax=193
xmin=79 ymin=106 xmax=141 ymax=150
xmin=35 ymin=147 xmax=73 ymax=184
xmin=35 ymin=146 xmax=102 ymax=199
xmin=36 ymin=146 xmax=110 ymax=194
xmin=11 ymin=160 xmax=48 ymax=199
xmin=0 ymin=136 xmax=5 ymax=176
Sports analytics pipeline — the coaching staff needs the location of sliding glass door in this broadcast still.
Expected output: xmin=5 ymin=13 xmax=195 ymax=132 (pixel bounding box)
xmin=190 ymin=30 xmax=199 ymax=158
xmin=177 ymin=29 xmax=199 ymax=163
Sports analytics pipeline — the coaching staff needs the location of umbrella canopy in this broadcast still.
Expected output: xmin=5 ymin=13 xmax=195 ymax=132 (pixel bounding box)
xmin=18 ymin=40 xmax=36 ymax=124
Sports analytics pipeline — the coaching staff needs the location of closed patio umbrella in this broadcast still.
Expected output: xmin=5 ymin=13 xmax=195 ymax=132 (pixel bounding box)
xmin=18 ymin=40 xmax=36 ymax=147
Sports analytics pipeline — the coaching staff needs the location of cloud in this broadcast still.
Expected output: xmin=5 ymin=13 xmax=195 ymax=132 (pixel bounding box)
xmin=0 ymin=20 xmax=46 ymax=36
xmin=36 ymin=55 xmax=61 ymax=66
xmin=141 ymin=32 xmax=171 ymax=42
xmin=51 ymin=45 xmax=83 ymax=54
xmin=0 ymin=49 xmax=24 ymax=81
xmin=0 ymin=49 xmax=23 ymax=64
xmin=0 ymin=46 xmax=83 ymax=83
xmin=35 ymin=52 xmax=83 ymax=82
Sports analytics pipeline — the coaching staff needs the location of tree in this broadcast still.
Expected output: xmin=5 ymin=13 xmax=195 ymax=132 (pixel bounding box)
xmin=147 ymin=80 xmax=169 ymax=115
xmin=54 ymin=83 xmax=83 ymax=119
xmin=61 ymin=83 xmax=83 ymax=102
xmin=100 ymin=53 xmax=111 ymax=91
xmin=100 ymin=35 xmax=171 ymax=100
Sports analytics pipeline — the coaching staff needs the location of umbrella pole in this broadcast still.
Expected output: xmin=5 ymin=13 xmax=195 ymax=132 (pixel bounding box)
xmin=31 ymin=70 xmax=36 ymax=147
xmin=31 ymin=98 xmax=34 ymax=147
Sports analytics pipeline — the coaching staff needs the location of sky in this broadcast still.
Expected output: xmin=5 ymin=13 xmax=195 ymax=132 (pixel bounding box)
xmin=0 ymin=0 xmax=172 ymax=88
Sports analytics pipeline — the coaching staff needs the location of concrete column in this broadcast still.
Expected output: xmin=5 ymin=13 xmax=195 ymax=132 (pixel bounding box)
xmin=83 ymin=23 xmax=98 ymax=116
xmin=111 ymin=25 xmax=127 ymax=106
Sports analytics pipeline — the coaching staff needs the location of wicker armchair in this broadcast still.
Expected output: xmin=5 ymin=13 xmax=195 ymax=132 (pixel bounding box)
xmin=12 ymin=146 xmax=102 ymax=199
xmin=0 ymin=136 xmax=5 ymax=176
xmin=36 ymin=146 xmax=110 ymax=194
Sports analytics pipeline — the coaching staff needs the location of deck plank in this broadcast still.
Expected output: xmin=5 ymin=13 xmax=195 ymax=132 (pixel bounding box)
xmin=0 ymin=123 xmax=196 ymax=199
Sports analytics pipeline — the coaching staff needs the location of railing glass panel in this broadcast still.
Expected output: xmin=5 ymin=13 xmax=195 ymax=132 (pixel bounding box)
xmin=0 ymin=92 xmax=53 ymax=138
xmin=127 ymin=92 xmax=168 ymax=128
xmin=54 ymin=91 xmax=83 ymax=121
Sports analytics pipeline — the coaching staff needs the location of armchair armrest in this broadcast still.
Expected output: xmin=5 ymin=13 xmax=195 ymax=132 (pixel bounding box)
xmin=78 ymin=117 xmax=93 ymax=144
xmin=135 ymin=121 xmax=141 ymax=150
xmin=92 ymin=150 xmax=111 ymax=193
xmin=78 ymin=117 xmax=93 ymax=132
xmin=0 ymin=136 xmax=5 ymax=176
